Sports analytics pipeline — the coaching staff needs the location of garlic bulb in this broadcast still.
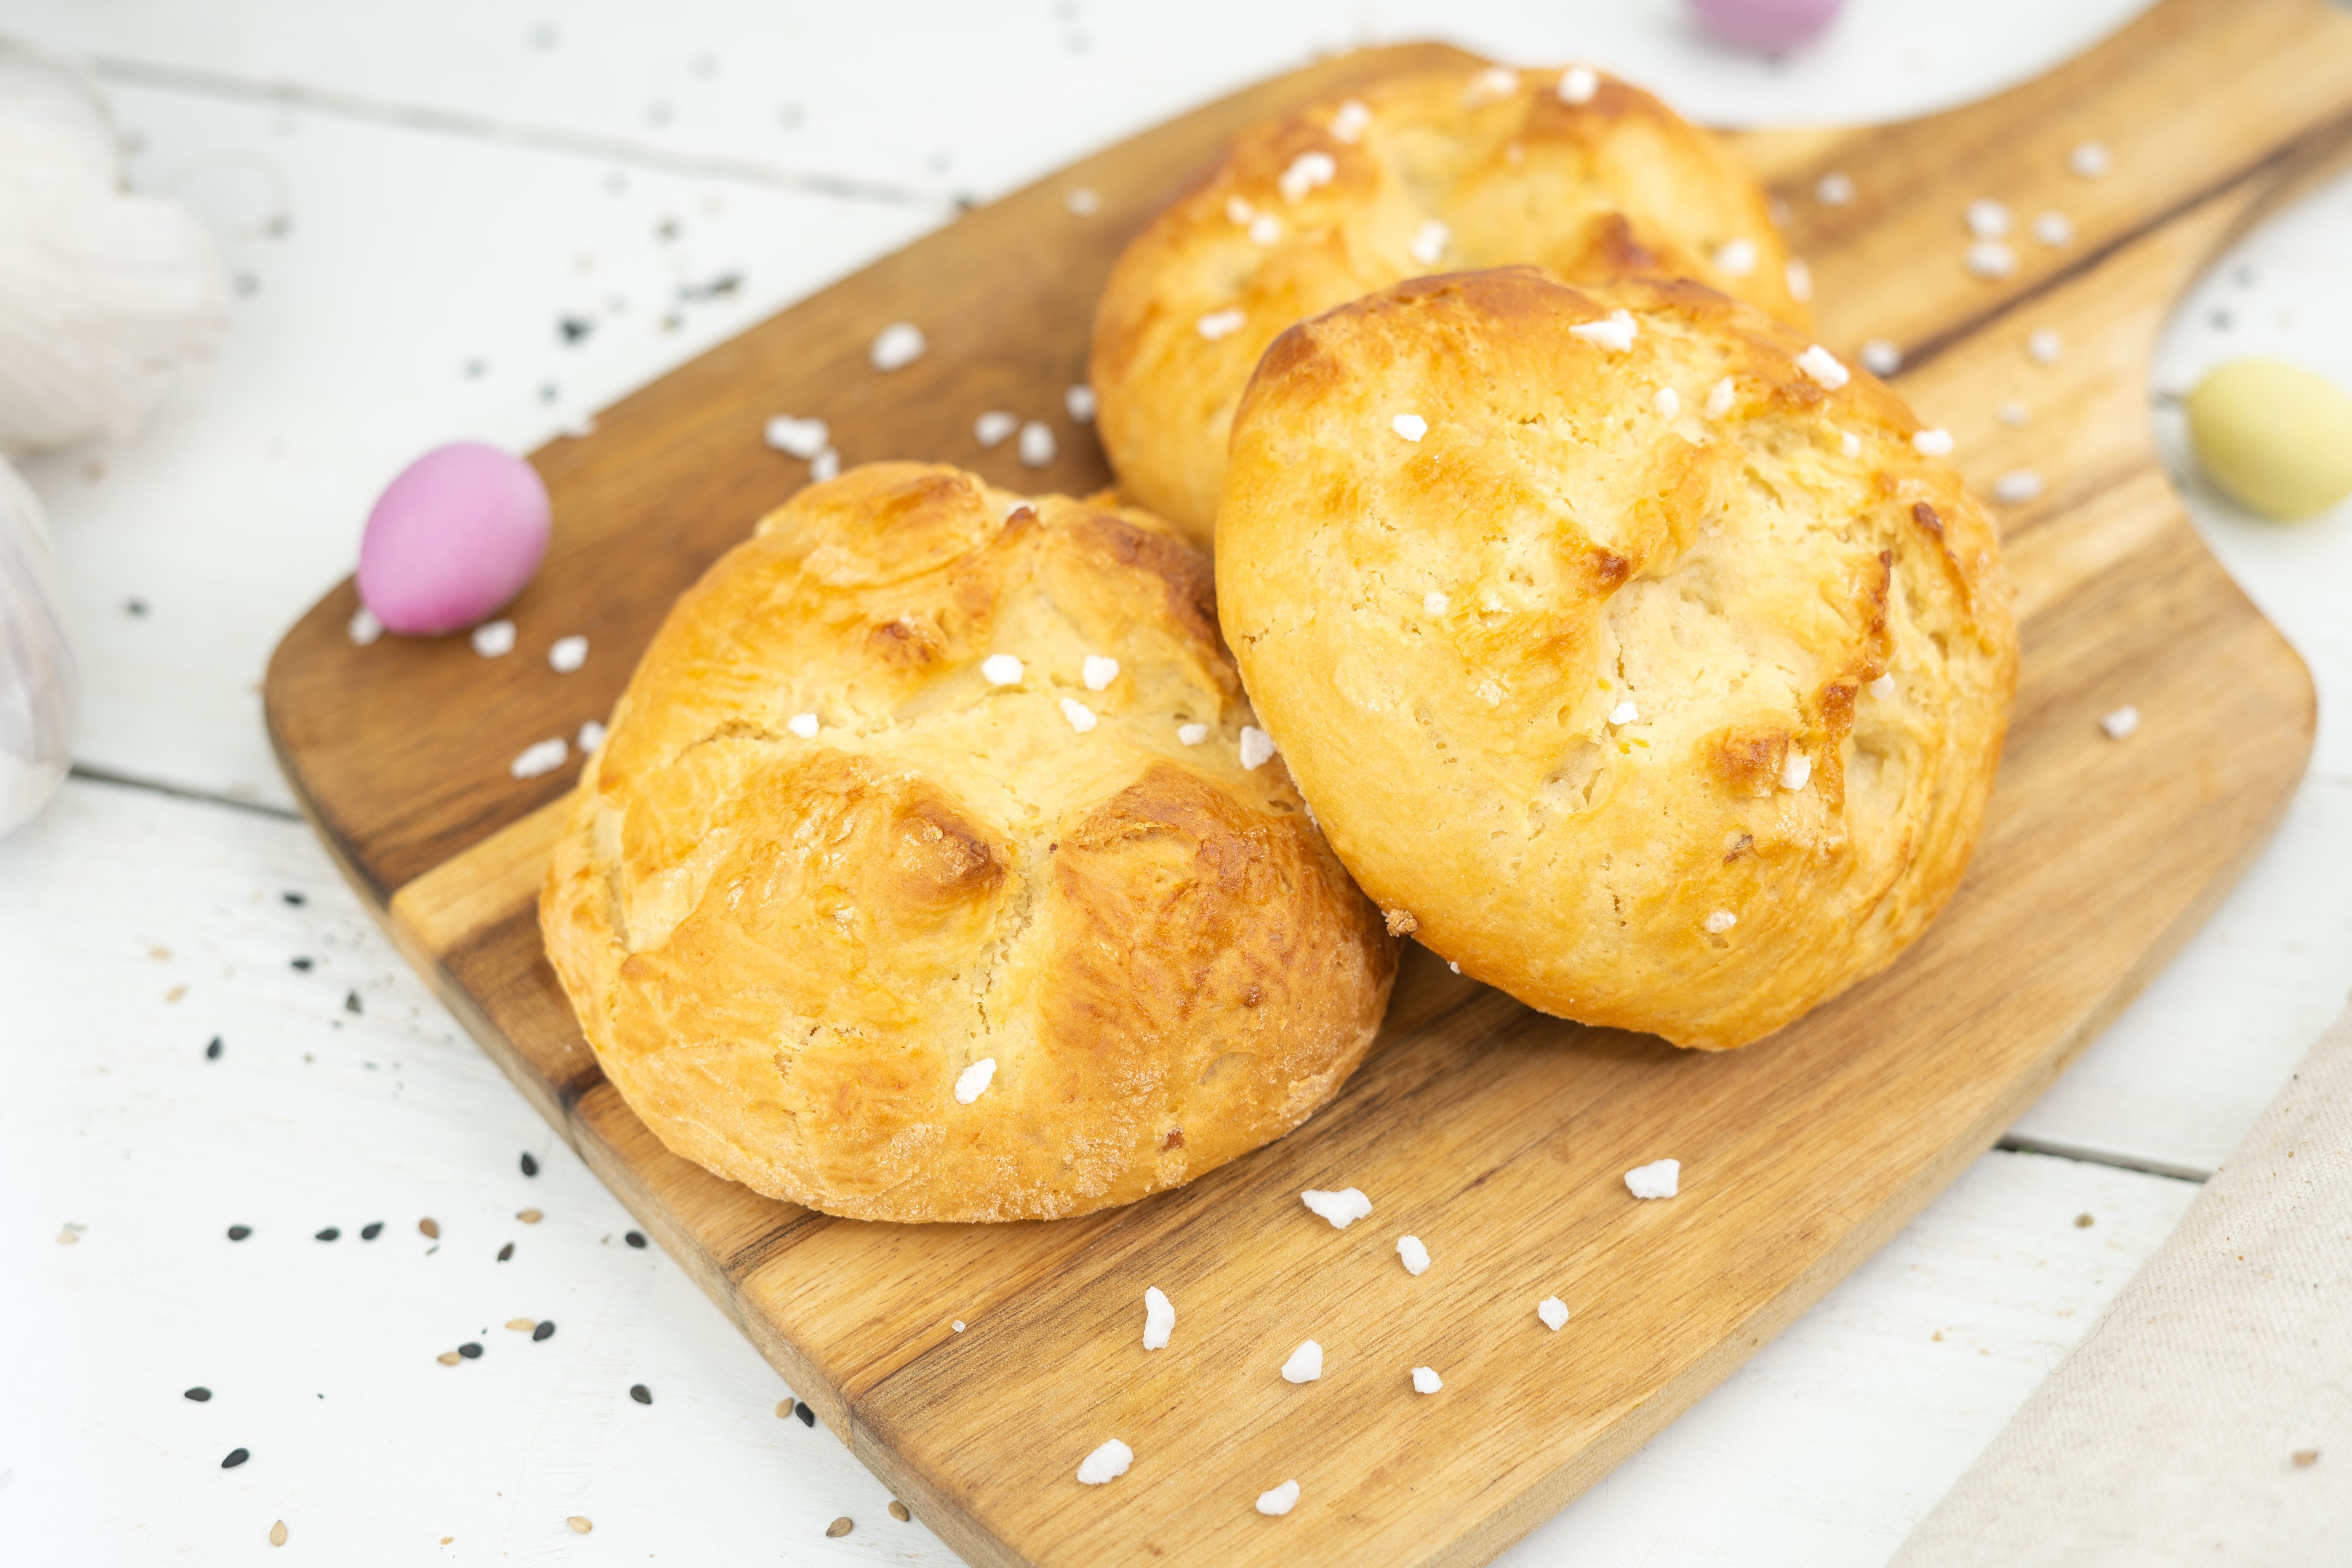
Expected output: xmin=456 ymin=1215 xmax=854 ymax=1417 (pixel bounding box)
xmin=0 ymin=454 xmax=76 ymax=835
xmin=0 ymin=38 xmax=228 ymax=456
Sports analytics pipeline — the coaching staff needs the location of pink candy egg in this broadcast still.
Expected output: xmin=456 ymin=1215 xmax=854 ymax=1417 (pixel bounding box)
xmin=356 ymin=442 xmax=550 ymax=636
xmin=1689 ymin=0 xmax=1844 ymax=51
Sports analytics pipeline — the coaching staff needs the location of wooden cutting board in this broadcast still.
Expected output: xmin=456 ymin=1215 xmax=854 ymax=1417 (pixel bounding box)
xmin=262 ymin=1 xmax=2352 ymax=1561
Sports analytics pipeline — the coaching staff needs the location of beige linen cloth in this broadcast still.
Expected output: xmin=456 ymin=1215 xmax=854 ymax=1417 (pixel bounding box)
xmin=1894 ymin=1002 xmax=2352 ymax=1564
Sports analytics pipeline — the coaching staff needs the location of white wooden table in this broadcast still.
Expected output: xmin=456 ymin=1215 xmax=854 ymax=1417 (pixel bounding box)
xmin=5 ymin=3 xmax=2350 ymax=1562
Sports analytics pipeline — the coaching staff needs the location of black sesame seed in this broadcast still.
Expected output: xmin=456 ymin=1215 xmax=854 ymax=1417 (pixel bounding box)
xmin=290 ymin=956 xmax=313 ymax=971
xmin=558 ymin=315 xmax=595 ymax=345
xmin=226 ymin=1225 xmax=251 ymax=1241
xmin=125 ymin=598 xmax=148 ymax=617
xmin=624 ymin=1231 xmax=647 ymax=1249
xmin=794 ymin=1400 xmax=815 ymax=1427
xmin=315 ymin=1226 xmax=339 ymax=1242
xmin=497 ymin=1242 xmax=514 ymax=1262
xmin=458 ymin=1342 xmax=483 ymax=1359
xmin=205 ymin=1037 xmax=223 ymax=1060
xmin=533 ymin=1321 xmax=555 ymax=1342
xmin=344 ymin=991 xmax=362 ymax=1015
xmin=282 ymin=891 xmax=306 ymax=906
xmin=360 ymin=1222 xmax=383 ymax=1241
xmin=520 ymin=1151 xmax=540 ymax=1177
xmin=185 ymin=1386 xmax=211 ymax=1402
xmin=629 ymin=1383 xmax=652 ymax=1405
xmin=221 ymin=1447 xmax=249 ymax=1469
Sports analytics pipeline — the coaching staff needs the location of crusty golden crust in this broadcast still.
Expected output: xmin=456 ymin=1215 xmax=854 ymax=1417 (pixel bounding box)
xmin=1092 ymin=61 xmax=1808 ymax=544
xmin=541 ymin=462 xmax=1395 ymax=1222
xmin=1215 ymin=270 xmax=2016 ymax=1051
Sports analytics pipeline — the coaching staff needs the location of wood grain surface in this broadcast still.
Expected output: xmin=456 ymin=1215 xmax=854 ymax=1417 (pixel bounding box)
xmin=262 ymin=2 xmax=2352 ymax=1563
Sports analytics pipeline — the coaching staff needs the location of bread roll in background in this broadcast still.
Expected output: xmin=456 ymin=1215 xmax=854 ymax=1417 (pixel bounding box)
xmin=1215 ymin=269 xmax=2016 ymax=1051
xmin=543 ymin=464 xmax=1395 ymax=1222
xmin=1091 ymin=61 xmax=1808 ymax=545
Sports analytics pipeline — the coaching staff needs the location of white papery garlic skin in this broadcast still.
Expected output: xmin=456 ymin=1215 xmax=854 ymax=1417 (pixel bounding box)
xmin=0 ymin=455 xmax=78 ymax=835
xmin=0 ymin=39 xmax=229 ymax=456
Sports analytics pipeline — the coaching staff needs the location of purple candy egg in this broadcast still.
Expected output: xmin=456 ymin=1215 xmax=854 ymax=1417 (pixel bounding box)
xmin=357 ymin=442 xmax=550 ymax=636
xmin=1689 ymin=0 xmax=1843 ymax=51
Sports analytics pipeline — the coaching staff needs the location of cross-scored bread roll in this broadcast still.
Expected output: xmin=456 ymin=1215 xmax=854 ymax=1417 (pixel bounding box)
xmin=1092 ymin=60 xmax=1808 ymax=544
xmin=1215 ymin=269 xmax=2016 ymax=1051
xmin=542 ymin=463 xmax=1394 ymax=1222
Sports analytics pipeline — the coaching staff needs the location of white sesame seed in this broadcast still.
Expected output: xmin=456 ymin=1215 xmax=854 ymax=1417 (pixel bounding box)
xmin=1281 ymin=1341 xmax=1324 ymax=1383
xmin=1301 ymin=1187 xmax=1370 ymax=1229
xmin=1331 ymin=98 xmax=1372 ymax=143
xmin=1248 ymin=212 xmax=1282 ymax=246
xmin=1653 ymin=387 xmax=1679 ymax=419
xmin=1065 ymin=383 xmax=1096 ymax=423
xmin=1537 ymin=1296 xmax=1570 ymax=1331
xmin=1060 ymin=697 xmax=1098 ymax=734
xmin=1705 ymin=376 xmax=1736 ymax=419
xmin=1409 ymin=218 xmax=1451 ymax=267
xmin=1625 ymin=1158 xmax=1681 ymax=1199
xmin=1994 ymin=470 xmax=2044 ymax=504
xmin=2028 ymin=328 xmax=2063 ymax=364
xmin=870 ymin=322 xmax=926 ymax=372
xmin=810 ymin=447 xmax=840 ymax=483
xmin=510 ymin=737 xmax=567 ymax=778
xmin=1142 ymin=1286 xmax=1174 ymax=1350
xmin=1785 ymin=258 xmax=1813 ymax=303
xmin=1064 ymin=186 xmax=1100 ymax=216
xmin=577 ymin=719 xmax=607 ymax=753
xmin=472 ymin=619 xmax=516 ymax=657
xmin=1966 ymin=241 xmax=2017 ymax=279
xmin=974 ymin=410 xmax=1018 ymax=448
xmin=2100 ymin=704 xmax=2140 ymax=740
xmin=1815 ymin=170 xmax=1855 ymax=205
xmin=1278 ymin=150 xmax=1337 ymax=203
xmin=1913 ymin=427 xmax=1955 ymax=457
xmin=1713 ymin=237 xmax=1759 ymax=278
xmin=1256 ymin=1479 xmax=1301 ymax=1516
xmin=1397 ymin=1235 xmax=1431 ymax=1276
xmin=1569 ymin=309 xmax=1638 ymax=352
xmin=1869 ymin=673 xmax=1896 ymax=699
xmin=1465 ymin=66 xmax=1519 ymax=105
xmin=1083 ymin=654 xmax=1120 ymax=691
xmin=1240 ymin=726 xmax=1277 ymax=770
xmin=981 ymin=653 xmax=1023 ymax=686
xmin=1424 ymin=590 xmax=1449 ymax=616
xmin=1966 ymin=198 xmax=2012 ymax=239
xmin=1840 ymin=431 xmax=1860 ymax=457
xmin=1392 ymin=413 xmax=1428 ymax=442
xmin=1797 ymin=345 xmax=1849 ymax=390
xmin=1558 ymin=65 xmax=1599 ymax=104
xmin=1609 ymin=700 xmax=1639 ymax=726
xmin=1860 ymin=339 xmax=1903 ymax=376
xmin=1225 ymin=194 xmax=1254 ymax=225
xmin=549 ymin=635 xmax=588 ymax=673
xmin=1197 ymin=308 xmax=1246 ymax=342
xmin=1017 ymin=420 xmax=1057 ymax=467
xmin=764 ymin=414 xmax=830 ymax=458
xmin=1076 ymin=1439 xmax=1132 ymax=1485
xmin=1448 ymin=959 xmax=1461 ymax=974
xmin=2032 ymin=210 xmax=2074 ymax=248
xmin=1780 ymin=752 xmax=1812 ymax=791
xmin=953 ymin=1057 xmax=997 ymax=1104
xmin=1412 ymin=1366 xmax=1442 ymax=1394
xmin=1704 ymin=910 xmax=1736 ymax=934
xmin=1999 ymin=399 xmax=2030 ymax=426
xmin=2070 ymin=140 xmax=2113 ymax=179
xmin=787 ymin=712 xmax=818 ymax=739
xmin=952 ymin=1320 xmax=965 ymax=1332
xmin=1178 ymin=723 xmax=1209 ymax=746
xmin=348 ymin=607 xmax=383 ymax=646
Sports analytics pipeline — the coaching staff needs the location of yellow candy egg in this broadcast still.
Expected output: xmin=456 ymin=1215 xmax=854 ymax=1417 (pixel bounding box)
xmin=2186 ymin=359 xmax=2352 ymax=520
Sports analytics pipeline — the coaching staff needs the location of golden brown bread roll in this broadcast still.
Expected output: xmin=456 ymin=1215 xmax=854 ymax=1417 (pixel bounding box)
xmin=542 ymin=463 xmax=1395 ymax=1222
xmin=1215 ymin=269 xmax=2016 ymax=1051
xmin=1092 ymin=61 xmax=1808 ymax=545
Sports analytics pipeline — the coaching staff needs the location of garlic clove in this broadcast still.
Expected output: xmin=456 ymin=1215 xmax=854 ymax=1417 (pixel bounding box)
xmin=0 ymin=456 xmax=79 ymax=836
